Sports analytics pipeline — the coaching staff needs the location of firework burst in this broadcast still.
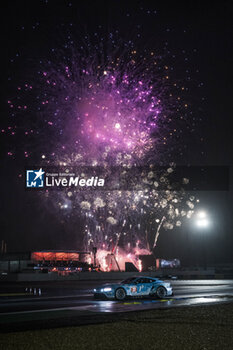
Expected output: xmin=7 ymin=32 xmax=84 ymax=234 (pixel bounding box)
xmin=5 ymin=31 xmax=199 ymax=265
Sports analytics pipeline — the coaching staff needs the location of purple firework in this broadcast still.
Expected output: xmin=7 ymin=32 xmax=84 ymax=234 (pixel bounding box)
xmin=6 ymin=35 xmax=198 ymax=253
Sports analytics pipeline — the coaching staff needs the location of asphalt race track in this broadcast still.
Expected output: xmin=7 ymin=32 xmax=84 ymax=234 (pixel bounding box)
xmin=1 ymin=279 xmax=233 ymax=331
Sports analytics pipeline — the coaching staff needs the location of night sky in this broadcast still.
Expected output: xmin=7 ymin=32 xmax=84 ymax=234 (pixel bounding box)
xmin=0 ymin=0 xmax=232 ymax=266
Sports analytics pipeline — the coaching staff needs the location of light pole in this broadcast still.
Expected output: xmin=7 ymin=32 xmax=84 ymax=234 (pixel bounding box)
xmin=93 ymin=247 xmax=97 ymax=268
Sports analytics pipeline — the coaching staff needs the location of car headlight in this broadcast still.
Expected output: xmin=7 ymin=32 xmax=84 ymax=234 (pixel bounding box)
xmin=103 ymin=287 xmax=112 ymax=292
xmin=94 ymin=289 xmax=96 ymax=292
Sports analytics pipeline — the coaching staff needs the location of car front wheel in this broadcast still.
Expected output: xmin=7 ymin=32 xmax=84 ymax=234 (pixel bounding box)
xmin=156 ymin=286 xmax=167 ymax=299
xmin=115 ymin=288 xmax=126 ymax=301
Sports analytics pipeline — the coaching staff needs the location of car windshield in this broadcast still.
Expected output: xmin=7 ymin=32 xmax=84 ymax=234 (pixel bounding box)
xmin=121 ymin=277 xmax=136 ymax=284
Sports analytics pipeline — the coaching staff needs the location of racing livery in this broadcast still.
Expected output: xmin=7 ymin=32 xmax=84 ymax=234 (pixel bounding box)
xmin=93 ymin=276 xmax=173 ymax=300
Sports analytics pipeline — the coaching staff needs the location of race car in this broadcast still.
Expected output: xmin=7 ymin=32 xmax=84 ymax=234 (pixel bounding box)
xmin=93 ymin=276 xmax=173 ymax=300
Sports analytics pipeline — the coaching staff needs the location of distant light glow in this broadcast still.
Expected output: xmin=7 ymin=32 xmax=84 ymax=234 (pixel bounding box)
xmin=197 ymin=211 xmax=207 ymax=219
xmin=196 ymin=219 xmax=209 ymax=228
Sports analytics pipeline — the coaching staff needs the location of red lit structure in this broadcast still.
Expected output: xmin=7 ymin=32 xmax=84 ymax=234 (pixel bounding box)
xmin=31 ymin=251 xmax=80 ymax=262
xmin=0 ymin=250 xmax=92 ymax=273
